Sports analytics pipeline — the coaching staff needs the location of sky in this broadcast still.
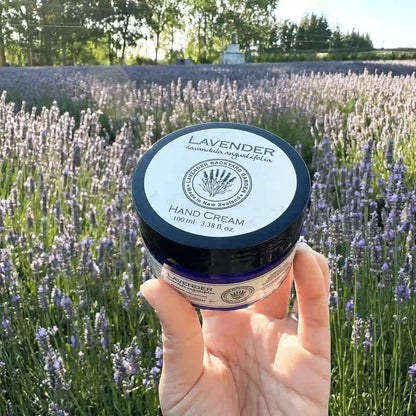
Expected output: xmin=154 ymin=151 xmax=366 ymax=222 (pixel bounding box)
xmin=277 ymin=0 xmax=415 ymax=49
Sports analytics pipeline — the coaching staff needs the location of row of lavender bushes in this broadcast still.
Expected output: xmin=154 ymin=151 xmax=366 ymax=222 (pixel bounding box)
xmin=1 ymin=64 xmax=416 ymax=415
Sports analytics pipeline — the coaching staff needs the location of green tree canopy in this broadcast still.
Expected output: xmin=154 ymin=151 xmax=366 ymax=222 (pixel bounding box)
xmin=147 ymin=0 xmax=182 ymax=63
xmin=269 ymin=14 xmax=374 ymax=54
xmin=329 ymin=26 xmax=343 ymax=50
xmin=295 ymin=13 xmax=331 ymax=50
xmin=274 ymin=19 xmax=297 ymax=52
xmin=342 ymin=29 xmax=373 ymax=50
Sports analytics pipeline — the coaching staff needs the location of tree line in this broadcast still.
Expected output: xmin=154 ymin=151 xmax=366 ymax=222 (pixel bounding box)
xmin=271 ymin=14 xmax=373 ymax=53
xmin=0 ymin=1 xmax=373 ymax=67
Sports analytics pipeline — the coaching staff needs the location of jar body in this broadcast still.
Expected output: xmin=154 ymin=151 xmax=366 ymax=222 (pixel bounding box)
xmin=143 ymin=242 xmax=297 ymax=310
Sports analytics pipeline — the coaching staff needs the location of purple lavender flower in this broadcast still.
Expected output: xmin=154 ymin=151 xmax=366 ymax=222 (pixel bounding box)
xmin=394 ymin=268 xmax=411 ymax=303
xmin=409 ymin=363 xmax=416 ymax=389
xmin=0 ymin=206 xmax=4 ymax=232
xmin=150 ymin=365 xmax=160 ymax=380
xmin=119 ymin=272 xmax=133 ymax=309
xmin=51 ymin=287 xmax=63 ymax=307
xmin=83 ymin=316 xmax=95 ymax=349
xmin=38 ymin=280 xmax=50 ymax=310
xmin=155 ymin=345 xmax=163 ymax=368
xmin=0 ymin=249 xmax=12 ymax=286
xmin=60 ymin=296 xmax=76 ymax=320
xmin=142 ymin=376 xmax=153 ymax=390
xmin=48 ymin=403 xmax=69 ymax=416
xmin=112 ymin=336 xmax=142 ymax=393
xmin=54 ymin=199 xmax=62 ymax=218
xmin=43 ymin=352 xmax=70 ymax=390
xmin=1 ymin=314 xmax=11 ymax=335
xmin=342 ymin=256 xmax=354 ymax=280
xmin=345 ymin=299 xmax=354 ymax=313
xmin=328 ymin=290 xmax=338 ymax=312
xmin=393 ymin=283 xmax=411 ymax=303
xmin=363 ymin=316 xmax=373 ymax=356
xmin=35 ymin=327 xmax=51 ymax=356
xmin=351 ymin=316 xmax=364 ymax=349
xmin=95 ymin=307 xmax=110 ymax=349
xmin=70 ymin=335 xmax=77 ymax=349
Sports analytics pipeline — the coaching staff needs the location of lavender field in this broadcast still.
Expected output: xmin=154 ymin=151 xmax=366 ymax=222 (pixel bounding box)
xmin=1 ymin=61 xmax=416 ymax=415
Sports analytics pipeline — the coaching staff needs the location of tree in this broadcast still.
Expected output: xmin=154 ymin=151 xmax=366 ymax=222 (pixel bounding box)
xmin=90 ymin=0 xmax=150 ymax=65
xmin=295 ymin=13 xmax=331 ymax=50
xmin=342 ymin=29 xmax=373 ymax=50
xmin=275 ymin=19 xmax=297 ymax=52
xmin=214 ymin=6 xmax=241 ymax=52
xmin=211 ymin=0 xmax=278 ymax=58
xmin=146 ymin=0 xmax=182 ymax=64
xmin=329 ymin=25 xmax=343 ymax=50
xmin=9 ymin=1 xmax=40 ymax=66
xmin=163 ymin=1 xmax=184 ymax=63
xmin=51 ymin=0 xmax=90 ymax=66
xmin=185 ymin=0 xmax=218 ymax=62
xmin=239 ymin=0 xmax=279 ymax=53
xmin=0 ymin=2 xmax=11 ymax=66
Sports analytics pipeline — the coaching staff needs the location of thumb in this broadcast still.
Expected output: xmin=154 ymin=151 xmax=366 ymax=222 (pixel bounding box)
xmin=140 ymin=274 xmax=204 ymax=400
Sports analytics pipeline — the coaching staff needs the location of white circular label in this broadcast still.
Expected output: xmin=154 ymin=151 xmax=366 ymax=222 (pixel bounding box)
xmin=144 ymin=128 xmax=297 ymax=237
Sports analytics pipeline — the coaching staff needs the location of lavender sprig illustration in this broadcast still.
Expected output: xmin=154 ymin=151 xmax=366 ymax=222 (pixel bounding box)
xmin=200 ymin=169 xmax=236 ymax=197
xmin=229 ymin=289 xmax=248 ymax=301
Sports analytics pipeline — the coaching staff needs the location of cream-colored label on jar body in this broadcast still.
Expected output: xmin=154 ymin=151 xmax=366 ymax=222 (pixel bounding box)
xmin=144 ymin=128 xmax=297 ymax=237
xmin=145 ymin=247 xmax=296 ymax=309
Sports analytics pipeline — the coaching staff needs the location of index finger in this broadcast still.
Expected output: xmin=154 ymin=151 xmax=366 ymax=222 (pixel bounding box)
xmin=293 ymin=243 xmax=330 ymax=358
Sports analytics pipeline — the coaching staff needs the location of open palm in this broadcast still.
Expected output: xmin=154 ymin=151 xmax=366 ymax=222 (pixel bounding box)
xmin=141 ymin=243 xmax=331 ymax=416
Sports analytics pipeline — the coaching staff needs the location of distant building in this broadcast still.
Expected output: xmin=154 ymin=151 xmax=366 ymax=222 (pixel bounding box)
xmin=221 ymin=33 xmax=245 ymax=65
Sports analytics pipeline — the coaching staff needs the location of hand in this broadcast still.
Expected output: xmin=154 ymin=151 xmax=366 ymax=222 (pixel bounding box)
xmin=140 ymin=243 xmax=331 ymax=416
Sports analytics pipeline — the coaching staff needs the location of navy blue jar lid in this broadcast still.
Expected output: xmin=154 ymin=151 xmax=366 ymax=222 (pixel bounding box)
xmin=132 ymin=122 xmax=310 ymax=275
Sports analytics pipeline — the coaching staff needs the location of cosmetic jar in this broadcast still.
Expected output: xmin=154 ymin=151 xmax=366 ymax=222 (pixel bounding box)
xmin=132 ymin=122 xmax=310 ymax=310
